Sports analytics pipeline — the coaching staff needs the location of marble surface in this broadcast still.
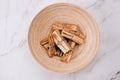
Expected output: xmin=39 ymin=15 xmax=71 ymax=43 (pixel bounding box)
xmin=1 ymin=0 xmax=120 ymax=80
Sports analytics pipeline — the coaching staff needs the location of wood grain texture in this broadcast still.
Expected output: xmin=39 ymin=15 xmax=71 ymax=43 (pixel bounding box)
xmin=28 ymin=3 xmax=99 ymax=73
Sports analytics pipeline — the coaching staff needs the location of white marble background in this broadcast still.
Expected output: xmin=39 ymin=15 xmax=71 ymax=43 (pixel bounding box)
xmin=0 ymin=0 xmax=120 ymax=80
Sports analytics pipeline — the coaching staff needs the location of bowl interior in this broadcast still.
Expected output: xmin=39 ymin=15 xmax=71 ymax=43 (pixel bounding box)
xmin=28 ymin=3 xmax=99 ymax=73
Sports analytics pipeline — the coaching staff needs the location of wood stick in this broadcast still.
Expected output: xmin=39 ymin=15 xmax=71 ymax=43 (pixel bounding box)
xmin=54 ymin=50 xmax=63 ymax=57
xmin=48 ymin=47 xmax=56 ymax=57
xmin=40 ymin=37 xmax=49 ymax=50
xmin=52 ymin=22 xmax=78 ymax=31
xmin=61 ymin=50 xmax=72 ymax=62
xmin=68 ymin=41 xmax=76 ymax=49
xmin=53 ymin=30 xmax=71 ymax=53
xmin=70 ymin=31 xmax=86 ymax=39
xmin=61 ymin=29 xmax=84 ymax=44
xmin=40 ymin=37 xmax=48 ymax=45
xmin=63 ymin=23 xmax=78 ymax=31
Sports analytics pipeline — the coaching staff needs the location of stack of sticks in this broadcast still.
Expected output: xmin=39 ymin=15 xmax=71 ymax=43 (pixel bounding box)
xmin=40 ymin=22 xmax=86 ymax=63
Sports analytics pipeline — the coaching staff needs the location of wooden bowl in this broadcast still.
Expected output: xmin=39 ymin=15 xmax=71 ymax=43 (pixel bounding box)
xmin=28 ymin=3 xmax=99 ymax=73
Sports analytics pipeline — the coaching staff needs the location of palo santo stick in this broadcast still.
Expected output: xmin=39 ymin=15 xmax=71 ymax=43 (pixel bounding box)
xmin=47 ymin=34 xmax=56 ymax=57
xmin=61 ymin=50 xmax=72 ymax=62
xmin=52 ymin=22 xmax=77 ymax=31
xmin=63 ymin=23 xmax=78 ymax=31
xmin=40 ymin=37 xmax=48 ymax=45
xmin=43 ymin=43 xmax=49 ymax=50
xmin=68 ymin=41 xmax=76 ymax=49
xmin=54 ymin=50 xmax=63 ymax=57
xmin=48 ymin=34 xmax=54 ymax=47
xmin=61 ymin=29 xmax=84 ymax=44
xmin=52 ymin=22 xmax=63 ymax=30
xmin=70 ymin=31 xmax=86 ymax=39
xmin=48 ymin=47 xmax=56 ymax=57
xmin=40 ymin=37 xmax=49 ymax=50
xmin=71 ymin=42 xmax=76 ymax=49
xmin=53 ymin=30 xmax=71 ymax=54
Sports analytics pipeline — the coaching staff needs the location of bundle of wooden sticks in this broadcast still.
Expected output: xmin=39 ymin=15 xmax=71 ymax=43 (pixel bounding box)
xmin=40 ymin=22 xmax=86 ymax=63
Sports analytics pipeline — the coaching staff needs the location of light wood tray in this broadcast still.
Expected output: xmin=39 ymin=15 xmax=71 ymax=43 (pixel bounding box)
xmin=28 ymin=3 xmax=99 ymax=73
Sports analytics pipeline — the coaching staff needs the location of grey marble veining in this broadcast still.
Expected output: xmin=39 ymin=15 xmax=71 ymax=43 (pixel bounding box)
xmin=0 ymin=0 xmax=120 ymax=80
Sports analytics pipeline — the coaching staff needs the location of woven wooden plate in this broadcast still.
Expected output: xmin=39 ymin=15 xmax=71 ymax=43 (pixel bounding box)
xmin=28 ymin=3 xmax=99 ymax=73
